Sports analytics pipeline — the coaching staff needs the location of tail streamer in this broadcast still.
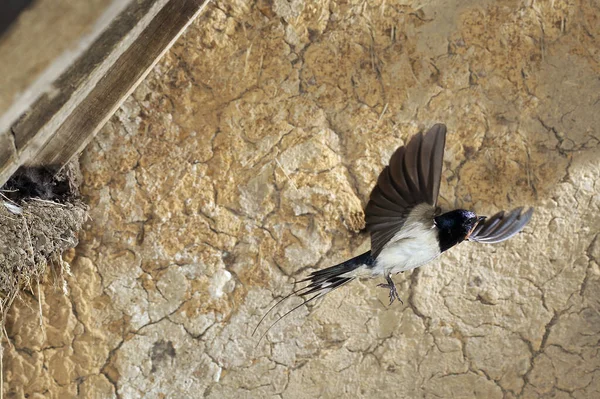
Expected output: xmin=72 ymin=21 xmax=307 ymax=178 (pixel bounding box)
xmin=252 ymin=251 xmax=373 ymax=345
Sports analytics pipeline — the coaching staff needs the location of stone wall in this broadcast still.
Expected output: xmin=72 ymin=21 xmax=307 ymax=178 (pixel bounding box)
xmin=4 ymin=0 xmax=600 ymax=397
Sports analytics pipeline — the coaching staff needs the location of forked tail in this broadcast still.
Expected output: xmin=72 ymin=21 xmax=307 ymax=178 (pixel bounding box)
xmin=252 ymin=251 xmax=373 ymax=344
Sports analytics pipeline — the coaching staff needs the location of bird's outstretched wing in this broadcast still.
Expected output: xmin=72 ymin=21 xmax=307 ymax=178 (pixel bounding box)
xmin=468 ymin=207 xmax=534 ymax=243
xmin=365 ymin=124 xmax=446 ymax=258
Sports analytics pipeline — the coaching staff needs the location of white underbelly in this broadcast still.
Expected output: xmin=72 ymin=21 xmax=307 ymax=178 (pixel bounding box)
xmin=371 ymin=222 xmax=441 ymax=276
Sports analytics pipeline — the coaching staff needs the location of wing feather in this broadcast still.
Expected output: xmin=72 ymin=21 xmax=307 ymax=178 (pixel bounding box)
xmin=400 ymin=132 xmax=422 ymax=195
xmin=469 ymin=207 xmax=534 ymax=244
xmin=420 ymin=124 xmax=446 ymax=204
xmin=365 ymin=124 xmax=447 ymax=258
xmin=376 ymin=168 xmax=411 ymax=208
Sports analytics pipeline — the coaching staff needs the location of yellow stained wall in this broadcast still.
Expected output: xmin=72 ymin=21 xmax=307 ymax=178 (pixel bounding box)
xmin=5 ymin=0 xmax=600 ymax=397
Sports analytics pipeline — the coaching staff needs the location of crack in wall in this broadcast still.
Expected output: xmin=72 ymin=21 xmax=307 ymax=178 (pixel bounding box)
xmin=4 ymin=0 xmax=600 ymax=397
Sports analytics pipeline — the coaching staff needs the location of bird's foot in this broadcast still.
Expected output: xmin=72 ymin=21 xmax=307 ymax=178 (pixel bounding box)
xmin=377 ymin=276 xmax=403 ymax=305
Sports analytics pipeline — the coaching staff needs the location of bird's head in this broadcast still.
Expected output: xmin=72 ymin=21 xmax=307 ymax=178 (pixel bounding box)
xmin=434 ymin=209 xmax=486 ymax=252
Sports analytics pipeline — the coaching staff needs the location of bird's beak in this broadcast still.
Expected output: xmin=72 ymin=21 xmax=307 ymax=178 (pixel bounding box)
xmin=477 ymin=216 xmax=487 ymax=224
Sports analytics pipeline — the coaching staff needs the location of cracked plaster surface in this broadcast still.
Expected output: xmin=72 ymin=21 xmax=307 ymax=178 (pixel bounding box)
xmin=4 ymin=0 xmax=600 ymax=398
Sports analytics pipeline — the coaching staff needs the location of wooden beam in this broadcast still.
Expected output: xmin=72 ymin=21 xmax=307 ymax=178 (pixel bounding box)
xmin=0 ymin=0 xmax=135 ymax=135
xmin=0 ymin=0 xmax=209 ymax=186
xmin=5 ymin=0 xmax=162 ymax=160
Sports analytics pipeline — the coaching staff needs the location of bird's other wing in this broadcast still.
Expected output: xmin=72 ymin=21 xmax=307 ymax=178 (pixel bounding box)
xmin=365 ymin=124 xmax=447 ymax=258
xmin=468 ymin=207 xmax=534 ymax=244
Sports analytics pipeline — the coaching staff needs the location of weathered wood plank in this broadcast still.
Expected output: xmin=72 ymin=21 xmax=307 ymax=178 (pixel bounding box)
xmin=0 ymin=0 xmax=135 ymax=136
xmin=0 ymin=131 xmax=16 ymax=170
xmin=0 ymin=0 xmax=209 ymax=186
xmin=9 ymin=0 xmax=163 ymax=154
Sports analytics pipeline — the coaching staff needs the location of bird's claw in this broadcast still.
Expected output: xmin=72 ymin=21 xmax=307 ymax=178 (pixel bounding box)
xmin=377 ymin=280 xmax=403 ymax=305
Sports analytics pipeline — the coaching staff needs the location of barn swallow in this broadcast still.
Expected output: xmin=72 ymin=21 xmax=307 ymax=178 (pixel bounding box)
xmin=254 ymin=124 xmax=533 ymax=341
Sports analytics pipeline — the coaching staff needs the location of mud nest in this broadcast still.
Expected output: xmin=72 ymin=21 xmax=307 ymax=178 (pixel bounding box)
xmin=0 ymin=163 xmax=87 ymax=320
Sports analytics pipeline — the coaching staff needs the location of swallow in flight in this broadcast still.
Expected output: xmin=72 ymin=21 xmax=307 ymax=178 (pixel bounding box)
xmin=254 ymin=124 xmax=533 ymax=341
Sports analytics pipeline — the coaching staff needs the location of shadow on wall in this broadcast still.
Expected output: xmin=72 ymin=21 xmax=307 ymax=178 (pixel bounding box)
xmin=0 ymin=0 xmax=35 ymax=37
